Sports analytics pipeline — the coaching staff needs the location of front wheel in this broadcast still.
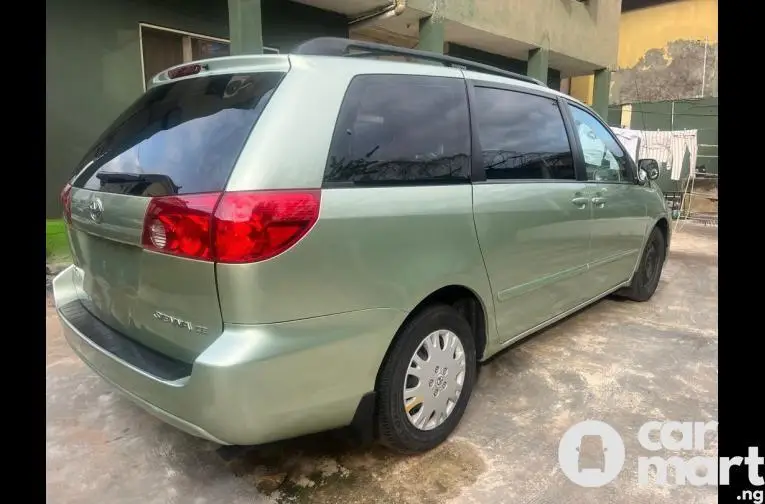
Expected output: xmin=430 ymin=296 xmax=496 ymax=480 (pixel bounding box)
xmin=376 ymin=304 xmax=477 ymax=454
xmin=618 ymin=226 xmax=666 ymax=302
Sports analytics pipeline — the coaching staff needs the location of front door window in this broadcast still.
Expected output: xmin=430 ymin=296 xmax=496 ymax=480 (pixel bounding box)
xmin=568 ymin=105 xmax=634 ymax=183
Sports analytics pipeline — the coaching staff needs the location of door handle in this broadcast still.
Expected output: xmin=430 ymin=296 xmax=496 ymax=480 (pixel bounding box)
xmin=571 ymin=197 xmax=590 ymax=209
xmin=591 ymin=196 xmax=607 ymax=207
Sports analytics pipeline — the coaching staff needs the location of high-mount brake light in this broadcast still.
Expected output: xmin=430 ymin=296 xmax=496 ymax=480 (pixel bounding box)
xmin=61 ymin=183 xmax=73 ymax=224
xmin=167 ymin=64 xmax=203 ymax=80
xmin=141 ymin=190 xmax=321 ymax=263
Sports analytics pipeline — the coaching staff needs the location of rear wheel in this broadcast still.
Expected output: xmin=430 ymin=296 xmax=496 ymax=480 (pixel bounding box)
xmin=618 ymin=226 xmax=666 ymax=302
xmin=376 ymin=304 xmax=476 ymax=453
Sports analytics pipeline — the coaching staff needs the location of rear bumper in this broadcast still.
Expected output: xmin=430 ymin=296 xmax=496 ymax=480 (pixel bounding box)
xmin=52 ymin=265 xmax=405 ymax=445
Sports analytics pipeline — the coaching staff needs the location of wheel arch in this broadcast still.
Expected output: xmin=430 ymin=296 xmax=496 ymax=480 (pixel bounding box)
xmin=655 ymin=216 xmax=670 ymax=256
xmin=374 ymin=284 xmax=489 ymax=392
xmin=628 ymin=215 xmax=670 ymax=285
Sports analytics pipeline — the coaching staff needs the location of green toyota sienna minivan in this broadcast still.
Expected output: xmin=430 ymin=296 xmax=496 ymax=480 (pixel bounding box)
xmin=52 ymin=38 xmax=669 ymax=454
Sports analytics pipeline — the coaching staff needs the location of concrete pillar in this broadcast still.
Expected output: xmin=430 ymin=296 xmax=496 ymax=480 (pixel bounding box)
xmin=417 ymin=16 xmax=444 ymax=54
xmin=592 ymin=68 xmax=611 ymax=120
xmin=228 ymin=0 xmax=263 ymax=55
xmin=526 ymin=48 xmax=549 ymax=85
xmin=560 ymin=77 xmax=571 ymax=95
xmin=620 ymin=104 xmax=633 ymax=129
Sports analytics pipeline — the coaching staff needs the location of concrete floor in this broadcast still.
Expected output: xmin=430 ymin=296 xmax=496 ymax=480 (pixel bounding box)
xmin=46 ymin=223 xmax=718 ymax=504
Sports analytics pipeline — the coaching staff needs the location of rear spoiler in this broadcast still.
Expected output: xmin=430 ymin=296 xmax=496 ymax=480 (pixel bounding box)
xmin=149 ymin=54 xmax=291 ymax=89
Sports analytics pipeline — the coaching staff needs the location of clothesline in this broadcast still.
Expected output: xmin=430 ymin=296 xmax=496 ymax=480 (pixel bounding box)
xmin=611 ymin=127 xmax=698 ymax=181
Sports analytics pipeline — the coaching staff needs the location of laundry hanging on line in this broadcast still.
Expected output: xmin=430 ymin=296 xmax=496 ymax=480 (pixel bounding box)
xmin=610 ymin=127 xmax=640 ymax=163
xmin=610 ymin=127 xmax=698 ymax=181
xmin=669 ymin=130 xmax=698 ymax=181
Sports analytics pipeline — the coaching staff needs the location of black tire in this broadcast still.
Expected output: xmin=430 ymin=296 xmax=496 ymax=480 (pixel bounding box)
xmin=618 ymin=227 xmax=666 ymax=302
xmin=376 ymin=304 xmax=477 ymax=454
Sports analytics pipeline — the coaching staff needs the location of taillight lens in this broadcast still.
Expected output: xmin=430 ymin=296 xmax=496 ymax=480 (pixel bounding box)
xmin=61 ymin=183 xmax=73 ymax=224
xmin=214 ymin=190 xmax=321 ymax=263
xmin=142 ymin=193 xmax=220 ymax=261
xmin=141 ymin=190 xmax=321 ymax=263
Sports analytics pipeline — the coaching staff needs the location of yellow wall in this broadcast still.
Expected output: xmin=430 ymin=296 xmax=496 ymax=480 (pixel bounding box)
xmin=570 ymin=75 xmax=593 ymax=105
xmin=568 ymin=0 xmax=717 ymax=104
xmin=618 ymin=0 xmax=717 ymax=69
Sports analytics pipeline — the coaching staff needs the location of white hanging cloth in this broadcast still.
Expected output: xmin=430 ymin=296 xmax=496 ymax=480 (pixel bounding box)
xmin=611 ymin=127 xmax=641 ymax=162
xmin=638 ymin=130 xmax=673 ymax=169
xmin=669 ymin=134 xmax=688 ymax=181
xmin=609 ymin=127 xmax=699 ymax=181
xmin=682 ymin=130 xmax=698 ymax=179
xmin=668 ymin=130 xmax=698 ymax=181
xmin=687 ymin=135 xmax=698 ymax=176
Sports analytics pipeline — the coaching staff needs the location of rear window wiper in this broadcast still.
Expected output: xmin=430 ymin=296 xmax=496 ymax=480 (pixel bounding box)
xmin=95 ymin=172 xmax=182 ymax=196
xmin=96 ymin=172 xmax=150 ymax=183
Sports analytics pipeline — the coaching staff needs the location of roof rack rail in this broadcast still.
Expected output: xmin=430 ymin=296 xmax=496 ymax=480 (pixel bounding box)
xmin=292 ymin=37 xmax=547 ymax=87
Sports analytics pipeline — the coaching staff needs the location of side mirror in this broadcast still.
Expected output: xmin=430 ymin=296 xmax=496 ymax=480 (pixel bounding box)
xmin=638 ymin=159 xmax=660 ymax=182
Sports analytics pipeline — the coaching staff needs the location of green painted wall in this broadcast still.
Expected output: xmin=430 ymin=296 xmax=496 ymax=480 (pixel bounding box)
xmin=46 ymin=0 xmax=228 ymax=217
xmin=446 ymin=43 xmax=561 ymax=90
xmin=606 ymin=107 xmax=622 ymax=128
xmin=46 ymin=0 xmax=347 ymax=217
xmin=630 ymin=98 xmax=718 ymax=177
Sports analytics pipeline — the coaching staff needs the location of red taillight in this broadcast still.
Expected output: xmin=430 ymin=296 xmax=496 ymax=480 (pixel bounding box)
xmin=167 ymin=64 xmax=202 ymax=80
xmin=61 ymin=183 xmax=73 ymax=224
xmin=214 ymin=190 xmax=321 ymax=263
xmin=141 ymin=190 xmax=321 ymax=263
xmin=142 ymin=193 xmax=220 ymax=261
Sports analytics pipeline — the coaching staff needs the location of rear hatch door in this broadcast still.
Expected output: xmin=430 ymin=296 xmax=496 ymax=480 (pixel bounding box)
xmin=66 ymin=60 xmax=287 ymax=363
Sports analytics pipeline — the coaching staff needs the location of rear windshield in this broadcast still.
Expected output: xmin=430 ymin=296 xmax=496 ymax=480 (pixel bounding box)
xmin=72 ymin=72 xmax=284 ymax=197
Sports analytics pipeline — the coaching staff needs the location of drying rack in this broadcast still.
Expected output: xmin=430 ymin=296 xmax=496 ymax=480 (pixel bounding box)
xmin=673 ymin=171 xmax=719 ymax=232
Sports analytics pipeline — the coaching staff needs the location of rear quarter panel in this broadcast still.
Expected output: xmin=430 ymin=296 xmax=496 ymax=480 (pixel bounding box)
xmin=216 ymin=185 xmax=496 ymax=330
xmin=218 ymin=56 xmax=497 ymax=338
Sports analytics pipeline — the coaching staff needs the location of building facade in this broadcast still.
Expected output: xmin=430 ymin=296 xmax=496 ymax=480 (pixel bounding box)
xmin=614 ymin=0 xmax=717 ymax=104
xmin=46 ymin=0 xmax=623 ymax=217
xmin=592 ymin=0 xmax=717 ymax=180
xmin=569 ymin=0 xmax=717 ymax=105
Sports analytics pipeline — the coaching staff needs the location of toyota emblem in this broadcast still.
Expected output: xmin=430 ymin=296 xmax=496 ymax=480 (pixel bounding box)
xmin=89 ymin=198 xmax=104 ymax=223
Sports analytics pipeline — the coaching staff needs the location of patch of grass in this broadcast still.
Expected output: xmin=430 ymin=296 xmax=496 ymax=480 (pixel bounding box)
xmin=46 ymin=219 xmax=71 ymax=263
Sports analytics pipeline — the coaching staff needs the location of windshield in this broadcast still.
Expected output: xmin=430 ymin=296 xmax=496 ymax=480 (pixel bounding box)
xmin=72 ymin=71 xmax=284 ymax=197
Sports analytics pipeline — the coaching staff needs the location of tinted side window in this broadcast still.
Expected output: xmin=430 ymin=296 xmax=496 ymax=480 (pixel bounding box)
xmin=568 ymin=105 xmax=634 ymax=183
xmin=473 ymin=87 xmax=575 ymax=181
xmin=324 ymin=75 xmax=470 ymax=185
